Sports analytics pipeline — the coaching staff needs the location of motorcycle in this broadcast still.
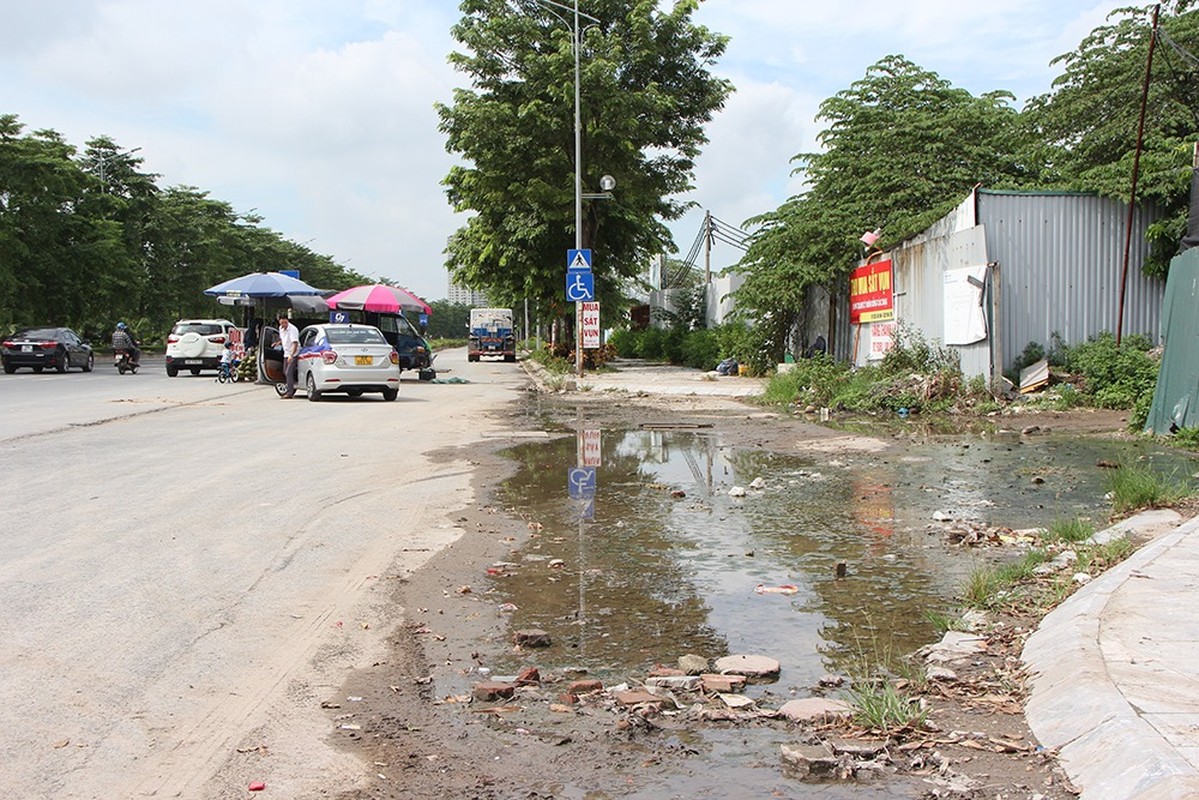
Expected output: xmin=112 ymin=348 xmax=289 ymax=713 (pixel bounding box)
xmin=114 ymin=350 xmax=139 ymax=374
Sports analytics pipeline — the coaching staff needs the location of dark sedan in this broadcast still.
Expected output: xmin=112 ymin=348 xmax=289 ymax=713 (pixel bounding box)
xmin=1 ymin=327 xmax=95 ymax=374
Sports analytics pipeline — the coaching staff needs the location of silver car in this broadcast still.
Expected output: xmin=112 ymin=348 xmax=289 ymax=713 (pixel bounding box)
xmin=296 ymin=324 xmax=401 ymax=402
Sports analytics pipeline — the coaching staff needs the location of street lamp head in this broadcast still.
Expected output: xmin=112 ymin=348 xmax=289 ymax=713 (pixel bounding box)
xmin=599 ymin=174 xmax=616 ymax=191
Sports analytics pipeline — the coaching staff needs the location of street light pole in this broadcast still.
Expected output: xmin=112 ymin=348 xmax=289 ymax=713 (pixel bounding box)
xmin=536 ymin=0 xmax=596 ymax=378
xmin=94 ymin=146 xmax=142 ymax=193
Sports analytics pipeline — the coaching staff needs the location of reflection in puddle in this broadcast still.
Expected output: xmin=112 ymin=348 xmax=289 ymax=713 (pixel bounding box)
xmin=474 ymin=421 xmax=1195 ymax=795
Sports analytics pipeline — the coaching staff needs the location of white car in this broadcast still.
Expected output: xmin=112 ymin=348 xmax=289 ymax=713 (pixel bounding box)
xmin=165 ymin=318 xmax=237 ymax=376
xmin=296 ymin=323 xmax=401 ymax=402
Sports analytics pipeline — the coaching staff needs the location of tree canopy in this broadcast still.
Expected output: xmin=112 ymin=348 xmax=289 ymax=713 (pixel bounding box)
xmin=438 ymin=0 xmax=732 ymax=321
xmin=1023 ymin=1 xmax=1199 ymax=273
xmin=734 ymin=56 xmax=1031 ymax=331
xmin=0 ymin=114 xmax=369 ymax=341
xmin=733 ymin=3 xmax=1199 ymax=356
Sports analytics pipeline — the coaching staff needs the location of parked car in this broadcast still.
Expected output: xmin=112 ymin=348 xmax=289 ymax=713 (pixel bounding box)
xmin=295 ymin=323 xmax=401 ymax=401
xmin=165 ymin=319 xmax=237 ymax=376
xmin=2 ymin=327 xmax=94 ymax=374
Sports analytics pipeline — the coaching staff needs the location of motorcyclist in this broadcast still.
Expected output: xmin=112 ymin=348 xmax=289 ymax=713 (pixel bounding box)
xmin=111 ymin=322 xmax=141 ymax=366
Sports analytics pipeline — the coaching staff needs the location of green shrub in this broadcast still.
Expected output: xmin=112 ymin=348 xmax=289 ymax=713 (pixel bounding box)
xmin=1063 ymin=332 xmax=1158 ymax=411
xmin=761 ymin=354 xmax=851 ymax=407
xmin=607 ymin=328 xmax=638 ymax=357
xmin=679 ymin=328 xmax=720 ymax=370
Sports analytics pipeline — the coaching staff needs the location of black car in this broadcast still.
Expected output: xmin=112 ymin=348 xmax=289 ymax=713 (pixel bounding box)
xmin=1 ymin=327 xmax=95 ymax=374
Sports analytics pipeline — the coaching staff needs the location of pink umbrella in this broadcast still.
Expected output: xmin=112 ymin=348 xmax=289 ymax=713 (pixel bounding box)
xmin=326 ymin=284 xmax=431 ymax=315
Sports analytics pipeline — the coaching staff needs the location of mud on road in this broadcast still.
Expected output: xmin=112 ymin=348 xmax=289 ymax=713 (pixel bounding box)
xmin=324 ymin=397 xmax=1161 ymax=800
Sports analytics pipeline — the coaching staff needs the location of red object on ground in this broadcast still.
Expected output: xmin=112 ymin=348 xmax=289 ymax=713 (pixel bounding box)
xmin=249 ymin=781 xmax=266 ymax=791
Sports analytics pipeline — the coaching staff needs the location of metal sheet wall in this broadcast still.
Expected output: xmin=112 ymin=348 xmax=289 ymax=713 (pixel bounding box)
xmin=977 ymin=191 xmax=1165 ymax=368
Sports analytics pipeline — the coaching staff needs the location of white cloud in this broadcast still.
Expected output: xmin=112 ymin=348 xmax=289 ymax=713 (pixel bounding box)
xmin=0 ymin=0 xmax=1135 ymax=300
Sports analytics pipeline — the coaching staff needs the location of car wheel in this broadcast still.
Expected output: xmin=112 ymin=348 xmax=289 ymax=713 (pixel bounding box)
xmin=274 ymin=382 xmax=288 ymax=397
xmin=83 ymin=353 xmax=94 ymax=372
xmin=190 ymin=367 xmax=201 ymax=375
xmin=306 ymin=373 xmax=321 ymax=402
xmin=346 ymin=388 xmax=364 ymax=397
xmin=166 ymin=364 xmax=179 ymax=377
xmin=382 ymin=387 xmax=398 ymax=401
xmin=57 ymin=351 xmax=70 ymax=373
xmin=3 ymin=363 xmax=15 ymax=374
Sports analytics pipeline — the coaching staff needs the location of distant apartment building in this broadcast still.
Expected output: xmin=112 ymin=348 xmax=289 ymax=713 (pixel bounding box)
xmin=447 ymin=281 xmax=489 ymax=306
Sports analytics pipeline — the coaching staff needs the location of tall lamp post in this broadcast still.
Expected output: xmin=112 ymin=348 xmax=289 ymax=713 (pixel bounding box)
xmin=93 ymin=146 xmax=142 ymax=193
xmin=537 ymin=0 xmax=598 ymax=377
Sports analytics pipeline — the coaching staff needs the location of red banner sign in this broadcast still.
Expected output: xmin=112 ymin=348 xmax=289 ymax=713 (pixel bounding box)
xmin=849 ymin=259 xmax=894 ymax=324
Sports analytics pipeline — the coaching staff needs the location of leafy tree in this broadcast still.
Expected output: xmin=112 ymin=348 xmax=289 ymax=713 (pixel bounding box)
xmin=0 ymin=113 xmax=366 ymax=339
xmin=733 ymin=56 xmax=1034 ymax=362
xmin=438 ymin=0 xmax=732 ymax=326
xmin=1022 ymin=2 xmax=1199 ymax=274
xmin=425 ymin=299 xmax=472 ymax=339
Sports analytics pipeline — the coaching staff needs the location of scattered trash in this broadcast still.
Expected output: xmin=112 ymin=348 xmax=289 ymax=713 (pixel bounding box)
xmin=729 ymin=486 xmax=747 ymax=497
xmin=248 ymin=782 xmax=266 ymax=792
xmin=749 ymin=477 xmax=767 ymax=490
xmin=755 ymin=584 xmax=799 ymax=595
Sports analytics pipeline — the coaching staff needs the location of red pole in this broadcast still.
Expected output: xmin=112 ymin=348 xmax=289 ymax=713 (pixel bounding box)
xmin=1117 ymin=3 xmax=1160 ymax=345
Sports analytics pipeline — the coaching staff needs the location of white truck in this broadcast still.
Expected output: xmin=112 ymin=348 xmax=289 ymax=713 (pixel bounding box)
xmin=467 ymin=307 xmax=516 ymax=362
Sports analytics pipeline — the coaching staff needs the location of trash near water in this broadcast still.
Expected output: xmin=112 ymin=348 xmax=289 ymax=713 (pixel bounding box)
xmin=451 ymin=423 xmax=1198 ymax=797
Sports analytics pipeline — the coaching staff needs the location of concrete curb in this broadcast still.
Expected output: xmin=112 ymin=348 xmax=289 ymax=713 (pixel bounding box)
xmin=1024 ymin=510 xmax=1199 ymax=799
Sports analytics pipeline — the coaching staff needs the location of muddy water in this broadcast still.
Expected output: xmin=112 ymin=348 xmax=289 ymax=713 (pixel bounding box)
xmin=468 ymin=420 xmax=1195 ymax=797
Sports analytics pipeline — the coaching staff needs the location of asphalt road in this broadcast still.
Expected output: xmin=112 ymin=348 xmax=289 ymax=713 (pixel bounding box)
xmin=0 ymin=348 xmax=528 ymax=798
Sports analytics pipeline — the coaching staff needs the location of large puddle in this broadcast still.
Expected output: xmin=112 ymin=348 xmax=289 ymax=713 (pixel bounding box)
xmin=462 ymin=415 xmax=1196 ymax=796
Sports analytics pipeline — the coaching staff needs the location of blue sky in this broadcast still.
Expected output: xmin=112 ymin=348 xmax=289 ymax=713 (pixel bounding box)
xmin=0 ymin=0 xmax=1133 ymax=301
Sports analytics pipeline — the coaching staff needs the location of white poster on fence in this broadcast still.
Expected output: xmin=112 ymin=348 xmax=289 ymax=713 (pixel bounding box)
xmin=943 ymin=265 xmax=988 ymax=345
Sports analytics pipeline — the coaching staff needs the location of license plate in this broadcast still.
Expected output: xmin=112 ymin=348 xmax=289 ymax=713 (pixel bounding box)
xmin=184 ymin=359 xmax=202 ymax=365
xmin=22 ymin=345 xmax=32 ymax=352
xmin=354 ymin=355 xmax=372 ymax=365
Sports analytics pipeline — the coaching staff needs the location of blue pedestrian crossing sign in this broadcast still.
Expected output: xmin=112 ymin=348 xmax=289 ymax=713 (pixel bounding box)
xmin=566 ymin=270 xmax=595 ymax=302
xmin=567 ymin=249 xmax=592 ymax=271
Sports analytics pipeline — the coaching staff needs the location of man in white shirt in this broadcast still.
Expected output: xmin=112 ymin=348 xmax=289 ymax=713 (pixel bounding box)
xmin=277 ymin=316 xmax=300 ymax=398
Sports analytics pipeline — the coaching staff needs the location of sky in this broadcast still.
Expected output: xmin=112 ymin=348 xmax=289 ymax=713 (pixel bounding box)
xmin=0 ymin=0 xmax=1135 ymax=302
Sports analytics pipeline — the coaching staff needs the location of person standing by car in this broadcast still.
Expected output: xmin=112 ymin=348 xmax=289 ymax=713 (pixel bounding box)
xmin=111 ymin=322 xmax=140 ymax=366
xmin=278 ymin=316 xmax=299 ymax=398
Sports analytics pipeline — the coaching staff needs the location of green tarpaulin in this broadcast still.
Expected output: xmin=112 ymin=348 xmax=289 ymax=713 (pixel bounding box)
xmin=1145 ymin=248 xmax=1199 ymax=434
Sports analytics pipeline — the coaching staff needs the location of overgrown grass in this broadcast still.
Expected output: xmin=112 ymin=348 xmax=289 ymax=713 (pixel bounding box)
xmin=923 ymin=609 xmax=968 ymax=635
xmin=846 ymin=681 xmax=928 ymax=733
xmin=1172 ymin=427 xmax=1199 ymax=450
xmin=961 ymin=550 xmax=1052 ymax=610
xmin=1106 ymin=463 xmax=1193 ymax=514
xmin=838 ymin=620 xmax=929 ymax=733
xmin=1044 ymin=517 xmax=1095 ymax=544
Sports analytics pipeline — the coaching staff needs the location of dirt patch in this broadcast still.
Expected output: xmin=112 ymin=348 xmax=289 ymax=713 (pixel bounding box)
xmin=323 ymin=396 xmax=1157 ymax=799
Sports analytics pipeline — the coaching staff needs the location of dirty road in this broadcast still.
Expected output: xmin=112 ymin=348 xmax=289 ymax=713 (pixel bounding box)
xmin=330 ymin=389 xmax=1196 ymax=799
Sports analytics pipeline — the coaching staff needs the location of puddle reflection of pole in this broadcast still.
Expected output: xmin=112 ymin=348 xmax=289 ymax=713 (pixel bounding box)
xmin=576 ymin=403 xmax=586 ymax=656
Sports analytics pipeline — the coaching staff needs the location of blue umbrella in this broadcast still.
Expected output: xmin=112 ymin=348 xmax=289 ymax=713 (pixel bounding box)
xmin=204 ymin=271 xmax=325 ymax=297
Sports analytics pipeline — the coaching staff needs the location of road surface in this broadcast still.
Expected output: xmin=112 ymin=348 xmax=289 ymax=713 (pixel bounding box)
xmin=0 ymin=348 xmax=527 ymax=798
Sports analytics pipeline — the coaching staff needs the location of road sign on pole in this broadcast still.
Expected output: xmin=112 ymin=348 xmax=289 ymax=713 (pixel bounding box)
xmin=566 ymin=271 xmax=594 ymax=302
xmin=580 ymin=301 xmax=599 ymax=348
xmin=567 ymin=249 xmax=592 ymax=270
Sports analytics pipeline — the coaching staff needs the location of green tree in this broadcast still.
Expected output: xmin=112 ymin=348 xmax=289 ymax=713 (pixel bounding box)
xmin=438 ymin=0 xmax=732 ymax=325
xmin=425 ymin=299 xmax=472 ymax=339
xmin=733 ymin=56 xmax=1034 ymax=362
xmin=1022 ymin=2 xmax=1199 ymax=274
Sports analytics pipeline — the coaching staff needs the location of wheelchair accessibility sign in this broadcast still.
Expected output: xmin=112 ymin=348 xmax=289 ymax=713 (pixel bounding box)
xmin=567 ymin=467 xmax=596 ymax=499
xmin=566 ymin=270 xmax=594 ymax=302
